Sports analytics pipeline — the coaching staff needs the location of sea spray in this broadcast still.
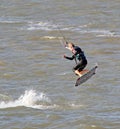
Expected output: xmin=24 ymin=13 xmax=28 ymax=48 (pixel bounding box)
xmin=0 ymin=90 xmax=52 ymax=109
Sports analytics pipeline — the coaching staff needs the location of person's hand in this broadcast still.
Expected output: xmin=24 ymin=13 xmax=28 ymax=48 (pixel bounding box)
xmin=66 ymin=41 xmax=68 ymax=44
xmin=63 ymin=54 xmax=66 ymax=58
xmin=64 ymin=42 xmax=68 ymax=47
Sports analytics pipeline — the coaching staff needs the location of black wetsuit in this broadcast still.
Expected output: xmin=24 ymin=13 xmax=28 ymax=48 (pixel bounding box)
xmin=65 ymin=46 xmax=87 ymax=71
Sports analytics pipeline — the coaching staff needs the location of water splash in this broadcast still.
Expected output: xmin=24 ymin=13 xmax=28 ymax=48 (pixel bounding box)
xmin=0 ymin=90 xmax=56 ymax=109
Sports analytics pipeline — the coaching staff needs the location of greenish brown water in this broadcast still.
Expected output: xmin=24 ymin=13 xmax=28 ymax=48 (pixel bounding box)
xmin=0 ymin=0 xmax=120 ymax=129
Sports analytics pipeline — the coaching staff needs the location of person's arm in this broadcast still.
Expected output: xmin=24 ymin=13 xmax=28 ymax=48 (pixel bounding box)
xmin=64 ymin=42 xmax=72 ymax=51
xmin=65 ymin=47 xmax=71 ymax=50
xmin=64 ymin=55 xmax=75 ymax=60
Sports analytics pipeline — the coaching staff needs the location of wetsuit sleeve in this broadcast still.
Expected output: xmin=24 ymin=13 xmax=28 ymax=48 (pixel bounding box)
xmin=65 ymin=55 xmax=75 ymax=60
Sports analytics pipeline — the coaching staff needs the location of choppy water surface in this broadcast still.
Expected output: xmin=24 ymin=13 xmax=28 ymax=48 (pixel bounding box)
xmin=0 ymin=0 xmax=120 ymax=129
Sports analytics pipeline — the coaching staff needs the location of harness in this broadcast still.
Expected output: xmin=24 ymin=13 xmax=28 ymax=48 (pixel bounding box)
xmin=76 ymin=52 xmax=86 ymax=61
xmin=74 ymin=46 xmax=86 ymax=61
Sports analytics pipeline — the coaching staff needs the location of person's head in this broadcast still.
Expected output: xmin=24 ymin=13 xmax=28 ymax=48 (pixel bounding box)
xmin=68 ymin=43 xmax=75 ymax=51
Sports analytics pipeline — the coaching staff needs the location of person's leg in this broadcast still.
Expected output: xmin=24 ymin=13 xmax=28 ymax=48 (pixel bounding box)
xmin=75 ymin=70 xmax=82 ymax=77
xmin=73 ymin=61 xmax=83 ymax=77
xmin=73 ymin=61 xmax=88 ymax=77
xmin=79 ymin=69 xmax=89 ymax=74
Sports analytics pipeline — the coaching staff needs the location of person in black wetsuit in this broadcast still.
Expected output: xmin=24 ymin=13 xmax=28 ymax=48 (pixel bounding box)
xmin=64 ymin=42 xmax=88 ymax=77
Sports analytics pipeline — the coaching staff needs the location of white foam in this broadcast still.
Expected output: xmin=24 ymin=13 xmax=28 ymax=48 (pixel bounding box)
xmin=27 ymin=21 xmax=57 ymax=31
xmin=0 ymin=17 xmax=27 ymax=24
xmin=22 ymin=20 xmax=120 ymax=38
xmin=42 ymin=36 xmax=61 ymax=40
xmin=68 ymin=103 xmax=84 ymax=108
xmin=0 ymin=90 xmax=55 ymax=109
xmin=97 ymin=32 xmax=120 ymax=37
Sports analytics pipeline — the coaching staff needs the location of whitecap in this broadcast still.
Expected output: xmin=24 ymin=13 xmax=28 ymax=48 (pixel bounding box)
xmin=26 ymin=21 xmax=57 ymax=31
xmin=0 ymin=90 xmax=55 ymax=109
xmin=42 ymin=36 xmax=61 ymax=40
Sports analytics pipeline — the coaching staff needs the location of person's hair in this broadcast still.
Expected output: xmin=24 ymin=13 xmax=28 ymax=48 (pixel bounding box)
xmin=68 ymin=43 xmax=75 ymax=47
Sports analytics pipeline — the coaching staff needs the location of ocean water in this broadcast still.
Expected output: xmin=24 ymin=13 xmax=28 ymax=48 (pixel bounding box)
xmin=0 ymin=0 xmax=120 ymax=129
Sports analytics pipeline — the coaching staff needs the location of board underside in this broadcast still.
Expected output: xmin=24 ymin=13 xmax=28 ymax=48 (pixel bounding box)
xmin=75 ymin=66 xmax=98 ymax=86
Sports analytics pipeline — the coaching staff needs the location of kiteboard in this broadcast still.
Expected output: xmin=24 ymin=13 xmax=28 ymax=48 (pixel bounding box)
xmin=75 ymin=65 xmax=98 ymax=86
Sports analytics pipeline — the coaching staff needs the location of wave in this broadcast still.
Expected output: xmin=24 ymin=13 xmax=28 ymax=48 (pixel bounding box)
xmin=41 ymin=36 xmax=62 ymax=40
xmin=0 ymin=17 xmax=27 ymax=24
xmin=26 ymin=21 xmax=57 ymax=31
xmin=0 ymin=17 xmax=119 ymax=38
xmin=25 ymin=21 xmax=120 ymax=37
xmin=26 ymin=21 xmax=88 ymax=31
xmin=0 ymin=90 xmax=85 ymax=110
xmin=96 ymin=31 xmax=120 ymax=37
xmin=0 ymin=90 xmax=56 ymax=109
